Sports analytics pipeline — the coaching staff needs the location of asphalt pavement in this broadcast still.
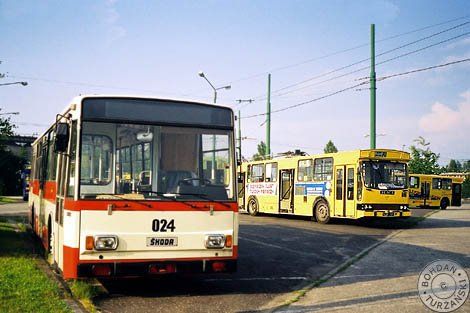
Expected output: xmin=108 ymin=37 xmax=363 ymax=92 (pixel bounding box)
xmin=278 ymin=204 xmax=470 ymax=313
xmin=95 ymin=209 xmax=434 ymax=313
xmin=1 ymin=201 xmax=445 ymax=313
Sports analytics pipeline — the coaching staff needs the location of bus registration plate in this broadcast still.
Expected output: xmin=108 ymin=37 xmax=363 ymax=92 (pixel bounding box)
xmin=146 ymin=237 xmax=178 ymax=247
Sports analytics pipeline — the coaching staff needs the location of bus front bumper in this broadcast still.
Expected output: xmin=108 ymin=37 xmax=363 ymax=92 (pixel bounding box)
xmin=361 ymin=210 xmax=411 ymax=218
xmin=77 ymin=259 xmax=237 ymax=277
xmin=357 ymin=204 xmax=411 ymax=218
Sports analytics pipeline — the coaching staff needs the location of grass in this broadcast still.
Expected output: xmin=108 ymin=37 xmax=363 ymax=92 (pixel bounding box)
xmin=69 ymin=280 xmax=103 ymax=313
xmin=0 ymin=197 xmax=18 ymax=204
xmin=0 ymin=218 xmax=71 ymax=313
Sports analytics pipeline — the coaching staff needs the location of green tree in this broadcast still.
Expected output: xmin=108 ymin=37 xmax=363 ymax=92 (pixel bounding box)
xmin=446 ymin=159 xmax=462 ymax=172
xmin=0 ymin=109 xmax=16 ymax=150
xmin=252 ymin=141 xmax=267 ymax=161
xmin=463 ymin=160 xmax=470 ymax=172
xmin=408 ymin=136 xmax=440 ymax=174
xmin=0 ymin=111 xmax=25 ymax=195
xmin=323 ymin=140 xmax=338 ymax=153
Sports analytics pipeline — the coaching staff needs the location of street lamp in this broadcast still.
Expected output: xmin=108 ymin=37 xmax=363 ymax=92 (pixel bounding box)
xmin=198 ymin=71 xmax=231 ymax=180
xmin=0 ymin=112 xmax=19 ymax=116
xmin=198 ymin=71 xmax=230 ymax=104
xmin=0 ymin=81 xmax=28 ymax=87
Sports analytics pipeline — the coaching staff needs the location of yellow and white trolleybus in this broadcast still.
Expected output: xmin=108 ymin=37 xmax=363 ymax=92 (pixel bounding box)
xmin=238 ymin=149 xmax=411 ymax=223
xmin=30 ymin=95 xmax=238 ymax=279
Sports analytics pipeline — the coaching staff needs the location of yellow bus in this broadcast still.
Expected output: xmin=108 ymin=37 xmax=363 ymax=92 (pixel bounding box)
xmin=238 ymin=149 xmax=411 ymax=223
xmin=409 ymin=174 xmax=463 ymax=209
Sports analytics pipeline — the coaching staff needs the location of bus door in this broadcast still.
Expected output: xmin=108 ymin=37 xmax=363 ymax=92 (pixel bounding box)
xmin=451 ymin=183 xmax=462 ymax=207
xmin=38 ymin=140 xmax=48 ymax=230
xmin=345 ymin=166 xmax=355 ymax=217
xmin=334 ymin=166 xmax=346 ymax=217
xmin=53 ymin=152 xmax=68 ymax=268
xmin=421 ymin=182 xmax=430 ymax=206
xmin=237 ymin=172 xmax=246 ymax=211
xmin=279 ymin=169 xmax=294 ymax=213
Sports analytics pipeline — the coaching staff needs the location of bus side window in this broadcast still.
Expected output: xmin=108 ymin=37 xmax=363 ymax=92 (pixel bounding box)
xmin=265 ymin=163 xmax=278 ymax=182
xmin=314 ymin=157 xmax=333 ymax=181
xmin=250 ymin=164 xmax=264 ymax=183
xmin=432 ymin=178 xmax=441 ymax=190
xmin=409 ymin=176 xmax=419 ymax=189
xmin=298 ymin=159 xmax=313 ymax=182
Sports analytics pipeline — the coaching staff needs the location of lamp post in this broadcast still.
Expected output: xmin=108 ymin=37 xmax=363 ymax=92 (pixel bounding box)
xmin=0 ymin=81 xmax=28 ymax=87
xmin=0 ymin=112 xmax=19 ymax=116
xmin=198 ymin=71 xmax=231 ymax=180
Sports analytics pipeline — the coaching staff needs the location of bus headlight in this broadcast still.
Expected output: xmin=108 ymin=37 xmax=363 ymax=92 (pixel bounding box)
xmin=94 ymin=235 xmax=119 ymax=250
xmin=205 ymin=234 xmax=225 ymax=249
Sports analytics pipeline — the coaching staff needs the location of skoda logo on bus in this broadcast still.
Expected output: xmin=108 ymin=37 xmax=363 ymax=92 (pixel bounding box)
xmin=417 ymin=259 xmax=469 ymax=312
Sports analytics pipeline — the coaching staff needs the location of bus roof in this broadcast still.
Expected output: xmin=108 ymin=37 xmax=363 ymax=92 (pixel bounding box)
xmin=242 ymin=149 xmax=410 ymax=167
xmin=32 ymin=94 xmax=233 ymax=146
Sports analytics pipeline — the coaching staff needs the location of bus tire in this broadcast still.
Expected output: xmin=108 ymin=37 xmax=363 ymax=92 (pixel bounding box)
xmin=440 ymin=198 xmax=449 ymax=210
xmin=315 ymin=200 xmax=330 ymax=224
xmin=47 ymin=216 xmax=52 ymax=255
xmin=247 ymin=196 xmax=259 ymax=216
xmin=30 ymin=206 xmax=35 ymax=230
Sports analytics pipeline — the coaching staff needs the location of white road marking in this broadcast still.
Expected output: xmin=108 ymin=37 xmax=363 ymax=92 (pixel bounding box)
xmin=239 ymin=236 xmax=331 ymax=261
xmin=333 ymin=274 xmax=383 ymax=279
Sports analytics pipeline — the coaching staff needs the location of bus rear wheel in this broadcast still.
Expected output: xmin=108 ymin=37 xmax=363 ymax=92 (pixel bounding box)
xmin=247 ymin=196 xmax=259 ymax=216
xmin=440 ymin=198 xmax=449 ymax=210
xmin=315 ymin=200 xmax=330 ymax=224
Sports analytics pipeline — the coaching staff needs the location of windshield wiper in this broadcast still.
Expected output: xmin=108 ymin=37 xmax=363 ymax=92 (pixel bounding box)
xmin=172 ymin=192 xmax=231 ymax=208
xmin=89 ymin=193 xmax=152 ymax=208
xmin=142 ymin=191 xmax=202 ymax=209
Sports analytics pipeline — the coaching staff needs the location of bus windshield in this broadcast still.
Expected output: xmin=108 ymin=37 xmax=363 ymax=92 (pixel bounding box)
xmin=79 ymin=121 xmax=235 ymax=201
xmin=361 ymin=161 xmax=407 ymax=190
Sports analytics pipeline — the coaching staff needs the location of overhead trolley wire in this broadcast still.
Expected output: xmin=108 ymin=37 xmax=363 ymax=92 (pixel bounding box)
xmin=241 ymin=57 xmax=470 ymax=120
xmin=231 ymin=14 xmax=470 ymax=86
xmin=254 ymin=22 xmax=470 ymax=101
xmin=261 ymin=31 xmax=470 ymax=100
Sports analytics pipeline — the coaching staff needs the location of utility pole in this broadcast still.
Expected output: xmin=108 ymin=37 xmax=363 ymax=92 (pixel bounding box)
xmin=370 ymin=24 xmax=377 ymax=149
xmin=266 ymin=74 xmax=271 ymax=158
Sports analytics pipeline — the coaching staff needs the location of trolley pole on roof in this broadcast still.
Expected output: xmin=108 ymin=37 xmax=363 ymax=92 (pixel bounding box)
xmin=238 ymin=110 xmax=242 ymax=163
xmin=266 ymin=74 xmax=271 ymax=158
xmin=370 ymin=24 xmax=377 ymax=149
xmin=235 ymin=99 xmax=254 ymax=164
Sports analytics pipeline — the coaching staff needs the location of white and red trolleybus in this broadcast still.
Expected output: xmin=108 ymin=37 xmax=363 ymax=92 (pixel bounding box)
xmin=29 ymin=95 xmax=238 ymax=279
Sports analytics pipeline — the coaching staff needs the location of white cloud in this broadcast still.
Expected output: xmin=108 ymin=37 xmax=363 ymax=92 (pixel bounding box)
xmin=419 ymin=90 xmax=470 ymax=133
xmin=445 ymin=37 xmax=470 ymax=50
xmin=103 ymin=0 xmax=126 ymax=43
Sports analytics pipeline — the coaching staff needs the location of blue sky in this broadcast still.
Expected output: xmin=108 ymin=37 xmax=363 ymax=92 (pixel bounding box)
xmin=1 ymin=0 xmax=469 ymax=164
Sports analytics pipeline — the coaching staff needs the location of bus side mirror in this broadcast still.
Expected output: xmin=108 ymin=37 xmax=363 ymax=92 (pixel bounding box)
xmin=54 ymin=123 xmax=69 ymax=153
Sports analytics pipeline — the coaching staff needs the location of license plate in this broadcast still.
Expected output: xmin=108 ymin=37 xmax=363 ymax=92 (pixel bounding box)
xmin=146 ymin=237 xmax=178 ymax=247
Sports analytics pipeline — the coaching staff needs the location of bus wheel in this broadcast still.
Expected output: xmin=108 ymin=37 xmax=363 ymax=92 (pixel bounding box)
xmin=440 ymin=198 xmax=449 ymax=210
xmin=30 ymin=206 xmax=35 ymax=230
xmin=247 ymin=196 xmax=259 ymax=216
xmin=315 ymin=200 xmax=330 ymax=224
xmin=47 ymin=217 xmax=52 ymax=255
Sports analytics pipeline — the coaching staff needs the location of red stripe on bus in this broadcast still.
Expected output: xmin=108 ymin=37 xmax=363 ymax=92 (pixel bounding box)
xmin=64 ymin=199 xmax=238 ymax=212
xmin=63 ymin=246 xmax=80 ymax=279
xmin=30 ymin=180 xmax=56 ymax=201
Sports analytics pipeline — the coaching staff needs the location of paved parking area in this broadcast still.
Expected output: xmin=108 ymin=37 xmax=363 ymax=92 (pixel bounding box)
xmin=97 ymin=209 xmax=434 ymax=313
